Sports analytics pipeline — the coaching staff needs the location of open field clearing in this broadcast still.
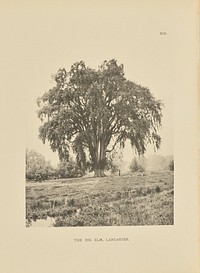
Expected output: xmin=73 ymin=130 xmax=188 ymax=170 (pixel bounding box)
xmin=26 ymin=171 xmax=174 ymax=227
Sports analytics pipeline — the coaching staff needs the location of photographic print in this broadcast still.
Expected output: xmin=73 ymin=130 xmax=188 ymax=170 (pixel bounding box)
xmin=25 ymin=58 xmax=174 ymax=228
xmin=24 ymin=2 xmax=175 ymax=229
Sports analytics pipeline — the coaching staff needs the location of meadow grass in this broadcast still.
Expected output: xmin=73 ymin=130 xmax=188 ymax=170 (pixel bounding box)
xmin=26 ymin=171 xmax=174 ymax=226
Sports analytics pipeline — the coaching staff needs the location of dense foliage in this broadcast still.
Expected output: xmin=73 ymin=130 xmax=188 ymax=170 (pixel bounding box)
xmin=26 ymin=149 xmax=55 ymax=181
xmin=37 ymin=59 xmax=163 ymax=176
xmin=56 ymin=158 xmax=81 ymax=178
xmin=129 ymin=157 xmax=145 ymax=173
xmin=26 ymin=149 xmax=83 ymax=181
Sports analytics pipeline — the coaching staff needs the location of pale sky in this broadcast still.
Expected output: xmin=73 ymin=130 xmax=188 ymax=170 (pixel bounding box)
xmin=1 ymin=1 xmax=183 ymax=166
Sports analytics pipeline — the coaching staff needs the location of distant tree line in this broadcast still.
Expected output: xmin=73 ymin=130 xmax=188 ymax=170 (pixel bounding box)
xmin=129 ymin=155 xmax=174 ymax=173
xmin=26 ymin=148 xmax=124 ymax=181
xmin=26 ymin=149 xmax=81 ymax=181
xmin=26 ymin=149 xmax=174 ymax=181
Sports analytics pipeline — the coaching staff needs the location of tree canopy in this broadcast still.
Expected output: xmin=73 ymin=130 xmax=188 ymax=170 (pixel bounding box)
xmin=37 ymin=59 xmax=163 ymax=176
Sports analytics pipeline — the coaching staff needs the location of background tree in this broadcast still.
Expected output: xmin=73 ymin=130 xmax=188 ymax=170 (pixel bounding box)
xmin=37 ymin=59 xmax=163 ymax=177
xmin=26 ymin=149 xmax=54 ymax=180
xmin=56 ymin=157 xmax=80 ymax=178
xmin=147 ymin=155 xmax=173 ymax=171
xmin=105 ymin=148 xmax=123 ymax=174
xmin=129 ymin=157 xmax=145 ymax=173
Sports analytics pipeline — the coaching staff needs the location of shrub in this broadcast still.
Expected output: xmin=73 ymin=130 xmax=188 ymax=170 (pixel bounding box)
xmin=146 ymin=187 xmax=151 ymax=194
xmin=155 ymin=186 xmax=161 ymax=193
xmin=26 ymin=149 xmax=55 ymax=181
xmin=129 ymin=158 xmax=145 ymax=173
xmin=56 ymin=158 xmax=80 ymax=178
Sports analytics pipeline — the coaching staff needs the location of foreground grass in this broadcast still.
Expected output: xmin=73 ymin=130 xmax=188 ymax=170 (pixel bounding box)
xmin=26 ymin=171 xmax=174 ymax=227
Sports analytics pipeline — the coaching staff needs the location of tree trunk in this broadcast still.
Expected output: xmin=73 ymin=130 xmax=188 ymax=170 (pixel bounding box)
xmin=93 ymin=138 xmax=107 ymax=177
xmin=94 ymin=168 xmax=106 ymax=177
xmin=89 ymin=133 xmax=108 ymax=177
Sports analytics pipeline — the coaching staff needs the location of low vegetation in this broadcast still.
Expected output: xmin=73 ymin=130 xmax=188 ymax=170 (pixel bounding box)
xmin=26 ymin=171 xmax=174 ymax=227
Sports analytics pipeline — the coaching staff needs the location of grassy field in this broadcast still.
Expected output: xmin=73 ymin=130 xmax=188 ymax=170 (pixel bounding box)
xmin=26 ymin=171 xmax=174 ymax=227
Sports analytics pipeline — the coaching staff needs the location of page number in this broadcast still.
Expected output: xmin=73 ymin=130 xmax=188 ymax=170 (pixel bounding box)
xmin=160 ymin=32 xmax=167 ymax=35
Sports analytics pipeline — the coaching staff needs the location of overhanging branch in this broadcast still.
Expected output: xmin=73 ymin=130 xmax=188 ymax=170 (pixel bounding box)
xmin=106 ymin=138 xmax=119 ymax=153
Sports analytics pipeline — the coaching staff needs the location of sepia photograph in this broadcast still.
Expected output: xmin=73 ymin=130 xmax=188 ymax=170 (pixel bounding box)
xmin=25 ymin=58 xmax=174 ymax=228
xmin=23 ymin=2 xmax=175 ymax=228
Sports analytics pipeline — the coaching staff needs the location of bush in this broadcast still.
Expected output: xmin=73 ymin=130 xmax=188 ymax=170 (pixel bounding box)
xmin=129 ymin=158 xmax=144 ymax=173
xmin=105 ymin=149 xmax=123 ymax=174
xmin=56 ymin=158 xmax=81 ymax=178
xmin=26 ymin=149 xmax=55 ymax=181
xmin=155 ymin=186 xmax=161 ymax=193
